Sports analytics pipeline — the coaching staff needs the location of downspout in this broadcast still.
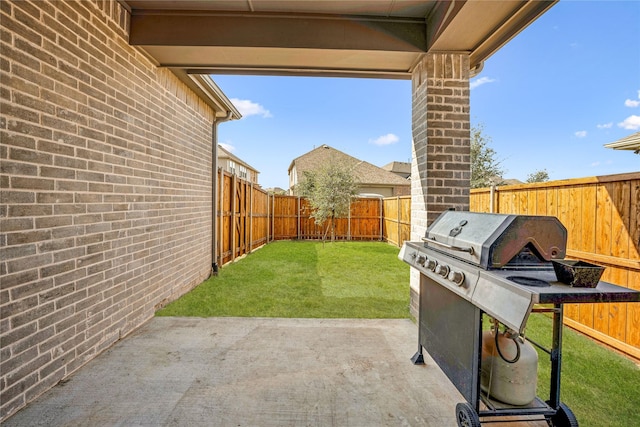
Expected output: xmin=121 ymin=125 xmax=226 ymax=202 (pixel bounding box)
xmin=212 ymin=111 xmax=234 ymax=276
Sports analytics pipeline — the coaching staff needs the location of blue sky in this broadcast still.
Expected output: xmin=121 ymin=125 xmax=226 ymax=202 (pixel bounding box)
xmin=213 ymin=1 xmax=639 ymax=190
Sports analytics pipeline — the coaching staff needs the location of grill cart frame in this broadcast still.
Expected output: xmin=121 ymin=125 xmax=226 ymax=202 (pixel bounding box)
xmin=412 ymin=272 xmax=574 ymax=426
xmin=411 ymin=270 xmax=639 ymax=427
xmin=400 ymin=211 xmax=640 ymax=427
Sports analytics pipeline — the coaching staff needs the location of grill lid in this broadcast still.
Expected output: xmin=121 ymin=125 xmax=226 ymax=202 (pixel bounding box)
xmin=424 ymin=211 xmax=567 ymax=269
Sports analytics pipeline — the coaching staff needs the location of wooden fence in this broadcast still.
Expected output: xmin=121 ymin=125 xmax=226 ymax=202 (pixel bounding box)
xmin=470 ymin=172 xmax=640 ymax=359
xmin=216 ymin=170 xmax=389 ymax=265
xmin=265 ymin=195 xmax=384 ymax=241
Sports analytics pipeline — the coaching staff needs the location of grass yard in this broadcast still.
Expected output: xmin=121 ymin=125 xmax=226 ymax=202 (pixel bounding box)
xmin=157 ymin=240 xmax=639 ymax=426
xmin=157 ymin=240 xmax=410 ymax=318
xmin=525 ymin=313 xmax=640 ymax=427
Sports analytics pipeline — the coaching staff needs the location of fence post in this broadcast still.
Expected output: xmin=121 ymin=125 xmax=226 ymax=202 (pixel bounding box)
xmin=218 ymin=169 xmax=224 ymax=266
xmin=215 ymin=168 xmax=219 ymax=268
xmin=380 ymin=197 xmax=383 ymax=241
xmin=232 ymin=174 xmax=237 ymax=261
xmin=249 ymin=182 xmax=254 ymax=253
xmin=396 ymin=196 xmax=400 ymax=245
xmin=267 ymin=193 xmax=271 ymax=242
xmin=297 ymin=196 xmax=301 ymax=240
xmin=490 ymin=185 xmax=495 ymax=213
xmin=348 ymin=199 xmax=352 ymax=241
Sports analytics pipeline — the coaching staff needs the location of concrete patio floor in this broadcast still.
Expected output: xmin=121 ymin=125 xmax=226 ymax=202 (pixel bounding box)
xmin=4 ymin=317 xmax=548 ymax=426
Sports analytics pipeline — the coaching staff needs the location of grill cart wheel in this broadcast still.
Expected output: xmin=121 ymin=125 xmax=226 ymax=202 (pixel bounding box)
xmin=547 ymin=402 xmax=578 ymax=427
xmin=456 ymin=402 xmax=480 ymax=427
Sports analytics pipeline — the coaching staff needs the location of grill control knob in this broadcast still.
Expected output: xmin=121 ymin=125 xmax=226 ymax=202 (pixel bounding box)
xmin=416 ymin=255 xmax=426 ymax=266
xmin=448 ymin=270 xmax=465 ymax=286
xmin=425 ymin=259 xmax=437 ymax=271
xmin=435 ymin=264 xmax=450 ymax=277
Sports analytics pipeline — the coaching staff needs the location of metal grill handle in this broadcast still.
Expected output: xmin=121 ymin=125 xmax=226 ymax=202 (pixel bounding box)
xmin=422 ymin=237 xmax=475 ymax=255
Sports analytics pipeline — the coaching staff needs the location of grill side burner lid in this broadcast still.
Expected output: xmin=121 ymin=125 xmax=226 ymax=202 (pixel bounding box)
xmin=424 ymin=211 xmax=567 ymax=269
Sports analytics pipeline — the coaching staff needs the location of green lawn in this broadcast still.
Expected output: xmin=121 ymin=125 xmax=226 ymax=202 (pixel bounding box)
xmin=157 ymin=240 xmax=639 ymax=426
xmin=157 ymin=240 xmax=410 ymax=318
xmin=526 ymin=313 xmax=640 ymax=427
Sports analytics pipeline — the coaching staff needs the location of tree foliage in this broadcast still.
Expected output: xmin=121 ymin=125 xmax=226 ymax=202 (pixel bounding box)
xmin=471 ymin=124 xmax=505 ymax=188
xmin=297 ymin=158 xmax=358 ymax=242
xmin=526 ymin=169 xmax=550 ymax=183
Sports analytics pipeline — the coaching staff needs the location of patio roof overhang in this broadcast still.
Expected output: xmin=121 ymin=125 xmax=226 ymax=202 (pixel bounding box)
xmin=119 ymin=0 xmax=557 ymax=80
xmin=604 ymin=132 xmax=640 ymax=154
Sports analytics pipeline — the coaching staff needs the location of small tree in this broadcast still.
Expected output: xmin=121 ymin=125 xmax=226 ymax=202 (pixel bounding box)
xmin=471 ymin=124 xmax=505 ymax=188
xmin=526 ymin=169 xmax=550 ymax=183
xmin=298 ymin=159 xmax=358 ymax=243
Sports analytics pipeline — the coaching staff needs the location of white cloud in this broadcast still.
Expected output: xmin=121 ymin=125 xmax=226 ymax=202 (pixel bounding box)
xmin=625 ymin=99 xmax=640 ymax=108
xmin=230 ymin=98 xmax=272 ymax=118
xmin=624 ymin=90 xmax=640 ymax=107
xmin=219 ymin=142 xmax=235 ymax=152
xmin=597 ymin=123 xmax=613 ymax=129
xmin=574 ymin=130 xmax=587 ymax=138
xmin=591 ymin=160 xmax=613 ymax=167
xmin=618 ymin=115 xmax=640 ymax=130
xmin=470 ymin=77 xmax=496 ymax=90
xmin=369 ymin=133 xmax=399 ymax=146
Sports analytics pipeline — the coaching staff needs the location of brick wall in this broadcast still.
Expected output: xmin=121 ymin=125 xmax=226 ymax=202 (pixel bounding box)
xmin=409 ymin=53 xmax=470 ymax=318
xmin=1 ymin=0 xmax=216 ymax=419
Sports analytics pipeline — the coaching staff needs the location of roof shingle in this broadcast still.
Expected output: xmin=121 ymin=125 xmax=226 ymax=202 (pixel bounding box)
xmin=289 ymin=145 xmax=410 ymax=186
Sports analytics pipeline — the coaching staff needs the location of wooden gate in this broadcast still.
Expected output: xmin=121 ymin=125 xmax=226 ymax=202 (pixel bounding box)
xmin=217 ymin=170 xmax=269 ymax=265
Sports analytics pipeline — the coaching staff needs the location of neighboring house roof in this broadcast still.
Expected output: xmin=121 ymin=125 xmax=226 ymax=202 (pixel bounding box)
xmin=382 ymin=161 xmax=411 ymax=179
xmin=604 ymin=132 xmax=640 ymax=154
xmin=288 ymin=145 xmax=410 ymax=188
xmin=265 ymin=187 xmax=287 ymax=195
xmin=500 ymin=178 xmax=524 ymax=186
xmin=218 ymin=145 xmax=260 ymax=173
xmin=488 ymin=176 xmax=523 ymax=186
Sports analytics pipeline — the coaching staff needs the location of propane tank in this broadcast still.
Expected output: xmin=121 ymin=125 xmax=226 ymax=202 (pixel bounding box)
xmin=480 ymin=324 xmax=538 ymax=406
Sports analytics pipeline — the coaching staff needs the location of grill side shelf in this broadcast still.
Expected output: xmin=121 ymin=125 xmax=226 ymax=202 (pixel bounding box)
xmin=488 ymin=270 xmax=640 ymax=304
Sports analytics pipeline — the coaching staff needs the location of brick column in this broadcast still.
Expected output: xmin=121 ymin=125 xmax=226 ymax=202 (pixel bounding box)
xmin=409 ymin=53 xmax=471 ymax=317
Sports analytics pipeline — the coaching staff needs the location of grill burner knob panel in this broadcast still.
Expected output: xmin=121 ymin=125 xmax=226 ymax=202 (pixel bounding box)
xmin=425 ymin=259 xmax=437 ymax=271
xmin=435 ymin=264 xmax=450 ymax=277
xmin=448 ymin=270 xmax=465 ymax=286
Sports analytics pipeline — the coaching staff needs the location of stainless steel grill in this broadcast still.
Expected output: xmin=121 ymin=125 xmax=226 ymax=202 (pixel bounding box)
xmin=400 ymin=210 xmax=640 ymax=426
xmin=400 ymin=211 xmax=636 ymax=334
